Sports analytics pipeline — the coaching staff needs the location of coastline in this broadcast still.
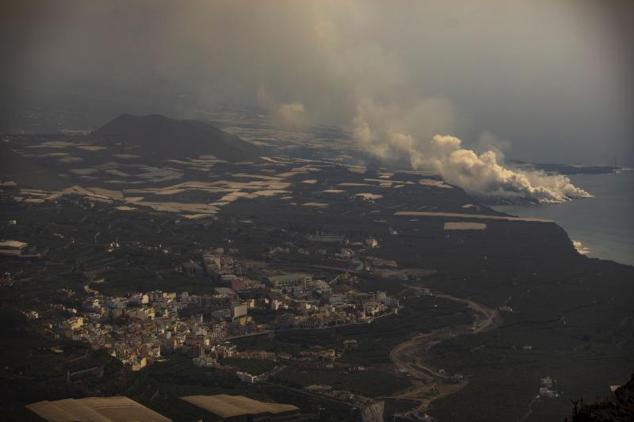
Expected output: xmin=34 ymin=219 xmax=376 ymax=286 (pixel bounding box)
xmin=493 ymin=171 xmax=634 ymax=266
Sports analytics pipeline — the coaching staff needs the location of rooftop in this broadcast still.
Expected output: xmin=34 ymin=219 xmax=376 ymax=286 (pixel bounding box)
xmin=0 ymin=240 xmax=28 ymax=249
xmin=26 ymin=396 xmax=171 ymax=422
xmin=180 ymin=394 xmax=299 ymax=419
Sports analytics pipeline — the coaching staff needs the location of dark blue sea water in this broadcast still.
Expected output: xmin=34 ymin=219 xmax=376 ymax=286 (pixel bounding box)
xmin=494 ymin=170 xmax=634 ymax=266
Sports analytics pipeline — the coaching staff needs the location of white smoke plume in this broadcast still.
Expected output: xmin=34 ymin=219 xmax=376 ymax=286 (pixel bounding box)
xmin=353 ymin=103 xmax=591 ymax=203
xmin=256 ymin=88 xmax=310 ymax=131
xmin=274 ymin=102 xmax=309 ymax=131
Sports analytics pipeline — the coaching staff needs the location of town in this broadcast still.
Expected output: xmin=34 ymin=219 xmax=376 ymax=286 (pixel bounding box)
xmin=55 ymin=249 xmax=400 ymax=373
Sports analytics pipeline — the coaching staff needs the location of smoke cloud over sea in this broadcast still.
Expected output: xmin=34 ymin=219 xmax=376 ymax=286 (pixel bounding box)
xmin=353 ymin=103 xmax=591 ymax=203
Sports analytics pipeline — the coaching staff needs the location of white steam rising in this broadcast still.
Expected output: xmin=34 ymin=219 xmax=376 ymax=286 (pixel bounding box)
xmin=353 ymin=103 xmax=591 ymax=203
xmin=257 ymin=88 xmax=309 ymax=131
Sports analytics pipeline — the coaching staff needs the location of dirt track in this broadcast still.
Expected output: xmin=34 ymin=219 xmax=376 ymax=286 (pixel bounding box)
xmin=387 ymin=286 xmax=501 ymax=419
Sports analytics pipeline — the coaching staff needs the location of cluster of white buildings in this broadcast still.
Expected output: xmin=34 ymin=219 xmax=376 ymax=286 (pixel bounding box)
xmin=60 ymin=288 xmax=253 ymax=371
xmin=266 ymin=271 xmax=399 ymax=329
xmin=56 ymin=250 xmax=400 ymax=372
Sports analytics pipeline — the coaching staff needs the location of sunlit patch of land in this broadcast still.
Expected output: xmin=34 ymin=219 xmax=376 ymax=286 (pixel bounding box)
xmin=301 ymin=202 xmax=329 ymax=208
xmin=418 ymin=179 xmax=453 ymax=189
xmin=356 ymin=193 xmax=383 ymax=201
xmin=444 ymin=222 xmax=487 ymax=230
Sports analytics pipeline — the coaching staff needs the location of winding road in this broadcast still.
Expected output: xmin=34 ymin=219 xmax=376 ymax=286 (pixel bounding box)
xmin=388 ymin=285 xmax=502 ymax=420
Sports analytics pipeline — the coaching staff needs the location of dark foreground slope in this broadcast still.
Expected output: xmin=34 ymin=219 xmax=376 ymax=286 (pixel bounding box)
xmin=91 ymin=114 xmax=261 ymax=160
xmin=567 ymin=374 xmax=634 ymax=422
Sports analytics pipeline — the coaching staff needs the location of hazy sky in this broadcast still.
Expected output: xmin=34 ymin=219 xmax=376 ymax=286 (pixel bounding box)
xmin=2 ymin=0 xmax=633 ymax=165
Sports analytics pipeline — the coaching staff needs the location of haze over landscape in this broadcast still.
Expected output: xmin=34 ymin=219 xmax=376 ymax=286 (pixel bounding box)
xmin=1 ymin=1 xmax=633 ymax=421
xmin=4 ymin=1 xmax=633 ymax=159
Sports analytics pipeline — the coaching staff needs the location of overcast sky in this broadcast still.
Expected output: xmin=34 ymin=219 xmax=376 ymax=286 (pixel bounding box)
xmin=2 ymin=0 xmax=633 ymax=165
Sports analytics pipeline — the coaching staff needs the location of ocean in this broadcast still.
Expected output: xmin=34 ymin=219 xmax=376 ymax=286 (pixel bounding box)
xmin=493 ymin=170 xmax=634 ymax=266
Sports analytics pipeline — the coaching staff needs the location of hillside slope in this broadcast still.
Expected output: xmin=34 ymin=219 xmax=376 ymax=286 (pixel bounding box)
xmin=91 ymin=114 xmax=261 ymax=161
